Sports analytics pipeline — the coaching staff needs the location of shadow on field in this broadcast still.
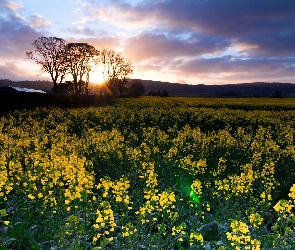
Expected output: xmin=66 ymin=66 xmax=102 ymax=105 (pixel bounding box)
xmin=0 ymin=91 xmax=114 ymax=115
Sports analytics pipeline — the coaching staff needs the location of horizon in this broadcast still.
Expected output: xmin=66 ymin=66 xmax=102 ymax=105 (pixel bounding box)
xmin=1 ymin=0 xmax=295 ymax=85
xmin=2 ymin=78 xmax=295 ymax=87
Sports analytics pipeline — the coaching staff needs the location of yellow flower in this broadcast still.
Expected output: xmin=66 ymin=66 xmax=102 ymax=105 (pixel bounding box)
xmin=274 ymin=200 xmax=293 ymax=214
xmin=3 ymin=221 xmax=10 ymax=226
xmin=288 ymin=184 xmax=295 ymax=200
xmin=28 ymin=194 xmax=35 ymax=200
xmin=249 ymin=213 xmax=263 ymax=228
xmin=206 ymin=204 xmax=210 ymax=211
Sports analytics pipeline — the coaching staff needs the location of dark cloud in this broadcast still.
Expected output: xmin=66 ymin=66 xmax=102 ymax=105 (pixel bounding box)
xmin=149 ymin=0 xmax=295 ymax=34
xmin=157 ymin=0 xmax=295 ymax=57
xmin=241 ymin=32 xmax=295 ymax=57
xmin=173 ymin=56 xmax=295 ymax=80
xmin=88 ymin=0 xmax=295 ymax=58
xmin=124 ymin=32 xmax=230 ymax=62
xmin=0 ymin=6 xmax=43 ymax=59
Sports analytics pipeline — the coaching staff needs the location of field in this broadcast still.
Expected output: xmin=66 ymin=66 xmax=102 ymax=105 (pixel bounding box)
xmin=2 ymin=97 xmax=295 ymax=249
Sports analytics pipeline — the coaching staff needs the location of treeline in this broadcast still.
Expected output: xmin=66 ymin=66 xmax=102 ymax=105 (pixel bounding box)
xmin=26 ymin=37 xmax=145 ymax=97
xmin=147 ymin=89 xmax=169 ymax=97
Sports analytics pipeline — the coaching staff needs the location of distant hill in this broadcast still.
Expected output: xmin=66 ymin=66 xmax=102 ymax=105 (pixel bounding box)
xmin=2 ymin=79 xmax=295 ymax=97
xmin=142 ymin=80 xmax=295 ymax=97
xmin=0 ymin=79 xmax=53 ymax=91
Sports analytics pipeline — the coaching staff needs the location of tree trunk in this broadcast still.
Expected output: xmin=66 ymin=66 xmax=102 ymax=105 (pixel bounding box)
xmin=52 ymin=80 xmax=58 ymax=93
xmin=85 ymin=72 xmax=89 ymax=95
xmin=73 ymin=75 xmax=79 ymax=94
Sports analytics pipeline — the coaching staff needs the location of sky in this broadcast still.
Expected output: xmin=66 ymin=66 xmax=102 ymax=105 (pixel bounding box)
xmin=1 ymin=0 xmax=295 ymax=85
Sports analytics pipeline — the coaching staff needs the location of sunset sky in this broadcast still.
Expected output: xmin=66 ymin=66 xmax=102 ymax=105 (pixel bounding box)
xmin=1 ymin=0 xmax=295 ymax=85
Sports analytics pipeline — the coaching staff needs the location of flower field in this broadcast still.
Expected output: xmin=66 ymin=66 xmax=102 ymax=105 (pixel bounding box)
xmin=2 ymin=97 xmax=295 ymax=249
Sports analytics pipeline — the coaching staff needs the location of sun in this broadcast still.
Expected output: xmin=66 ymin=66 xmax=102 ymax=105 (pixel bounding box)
xmin=90 ymin=64 xmax=107 ymax=85
xmin=90 ymin=71 xmax=105 ymax=85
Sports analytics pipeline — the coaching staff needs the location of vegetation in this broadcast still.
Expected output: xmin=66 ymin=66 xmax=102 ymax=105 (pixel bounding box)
xmin=26 ymin=37 xmax=133 ymax=96
xmin=1 ymin=97 xmax=295 ymax=249
xmin=26 ymin=37 xmax=68 ymax=93
xmin=0 ymin=91 xmax=113 ymax=114
xmin=64 ymin=43 xmax=99 ymax=95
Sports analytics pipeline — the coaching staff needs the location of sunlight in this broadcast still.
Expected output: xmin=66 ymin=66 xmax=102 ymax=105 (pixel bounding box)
xmin=90 ymin=71 xmax=105 ymax=85
xmin=90 ymin=64 xmax=107 ymax=85
xmin=115 ymin=47 xmax=123 ymax=53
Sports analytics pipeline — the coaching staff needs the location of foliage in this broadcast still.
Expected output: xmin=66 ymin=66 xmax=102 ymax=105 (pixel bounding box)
xmin=271 ymin=90 xmax=283 ymax=98
xmin=2 ymin=97 xmax=295 ymax=249
xmin=0 ymin=91 xmax=113 ymax=114
xmin=127 ymin=79 xmax=145 ymax=97
xmin=98 ymin=49 xmax=133 ymax=97
xmin=64 ymin=43 xmax=99 ymax=95
xmin=26 ymin=38 xmax=133 ymax=96
xmin=147 ymin=89 xmax=169 ymax=97
xmin=26 ymin=37 xmax=68 ymax=92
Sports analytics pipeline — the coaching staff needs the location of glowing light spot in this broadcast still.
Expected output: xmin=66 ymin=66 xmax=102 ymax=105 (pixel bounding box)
xmin=190 ymin=190 xmax=200 ymax=203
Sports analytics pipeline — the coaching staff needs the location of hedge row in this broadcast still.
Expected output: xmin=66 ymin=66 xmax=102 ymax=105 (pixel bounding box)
xmin=0 ymin=91 xmax=113 ymax=114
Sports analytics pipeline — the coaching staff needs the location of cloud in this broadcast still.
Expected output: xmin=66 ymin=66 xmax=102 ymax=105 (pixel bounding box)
xmin=1 ymin=0 xmax=295 ymax=84
xmin=83 ymin=1 xmax=157 ymax=30
xmin=159 ymin=0 xmax=295 ymax=58
xmin=1 ymin=0 xmax=24 ymax=11
xmin=84 ymin=0 xmax=295 ymax=59
xmin=133 ymin=55 xmax=295 ymax=84
xmin=83 ymin=0 xmax=294 ymax=84
xmin=0 ymin=61 xmax=48 ymax=81
xmin=29 ymin=13 xmax=51 ymax=28
xmin=66 ymin=37 xmax=121 ymax=50
xmin=125 ymin=0 xmax=295 ymax=39
xmin=84 ymin=0 xmax=295 ymax=32
xmin=0 ymin=14 xmax=42 ymax=59
xmin=0 ymin=0 xmax=47 ymax=60
xmin=240 ymin=32 xmax=295 ymax=57
xmin=72 ymin=16 xmax=93 ymax=26
xmin=171 ymin=56 xmax=295 ymax=82
xmin=124 ymin=32 xmax=230 ymax=62
xmin=65 ymin=26 xmax=106 ymax=37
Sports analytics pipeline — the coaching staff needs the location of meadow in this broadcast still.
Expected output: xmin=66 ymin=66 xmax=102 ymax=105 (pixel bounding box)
xmin=1 ymin=97 xmax=295 ymax=249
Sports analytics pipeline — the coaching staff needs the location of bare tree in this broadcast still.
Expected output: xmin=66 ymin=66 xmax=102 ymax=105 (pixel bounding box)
xmin=65 ymin=43 xmax=99 ymax=95
xmin=99 ymin=49 xmax=133 ymax=97
xmin=26 ymin=37 xmax=67 ymax=93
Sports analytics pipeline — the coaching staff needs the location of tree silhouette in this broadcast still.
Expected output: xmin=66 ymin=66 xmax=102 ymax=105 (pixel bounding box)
xmin=26 ymin=37 xmax=134 ymax=97
xmin=272 ymin=90 xmax=283 ymax=98
xmin=99 ymin=49 xmax=133 ymax=97
xmin=127 ymin=79 xmax=145 ymax=97
xmin=26 ymin=37 xmax=67 ymax=93
xmin=65 ymin=43 xmax=99 ymax=95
